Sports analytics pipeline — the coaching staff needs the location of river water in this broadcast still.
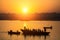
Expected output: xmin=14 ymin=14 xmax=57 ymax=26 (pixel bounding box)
xmin=0 ymin=20 xmax=60 ymax=40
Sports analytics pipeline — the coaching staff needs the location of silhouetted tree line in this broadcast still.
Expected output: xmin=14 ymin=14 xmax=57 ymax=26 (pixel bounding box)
xmin=0 ymin=12 xmax=60 ymax=21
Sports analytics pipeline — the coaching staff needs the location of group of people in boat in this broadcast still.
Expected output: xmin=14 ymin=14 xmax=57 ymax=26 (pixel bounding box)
xmin=8 ymin=26 xmax=52 ymax=35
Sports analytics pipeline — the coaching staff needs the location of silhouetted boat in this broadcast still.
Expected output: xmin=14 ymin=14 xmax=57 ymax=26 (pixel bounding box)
xmin=21 ymin=29 xmax=50 ymax=35
xmin=21 ymin=26 xmax=52 ymax=36
xmin=8 ymin=30 xmax=20 ymax=35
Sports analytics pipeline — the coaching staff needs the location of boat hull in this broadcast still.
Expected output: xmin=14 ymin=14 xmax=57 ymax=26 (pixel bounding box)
xmin=8 ymin=31 xmax=20 ymax=35
xmin=21 ymin=30 xmax=50 ymax=36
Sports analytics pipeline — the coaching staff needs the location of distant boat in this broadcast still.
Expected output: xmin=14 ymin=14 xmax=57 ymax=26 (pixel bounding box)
xmin=8 ymin=30 xmax=20 ymax=35
xmin=21 ymin=26 xmax=52 ymax=36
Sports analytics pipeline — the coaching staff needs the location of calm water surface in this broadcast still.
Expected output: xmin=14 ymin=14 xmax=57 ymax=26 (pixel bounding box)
xmin=0 ymin=20 xmax=60 ymax=40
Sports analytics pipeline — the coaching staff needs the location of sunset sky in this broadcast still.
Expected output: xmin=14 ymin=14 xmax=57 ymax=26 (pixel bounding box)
xmin=0 ymin=0 xmax=60 ymax=14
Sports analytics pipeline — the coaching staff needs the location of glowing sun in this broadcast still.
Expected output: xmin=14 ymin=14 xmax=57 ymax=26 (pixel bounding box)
xmin=22 ymin=7 xmax=28 ymax=14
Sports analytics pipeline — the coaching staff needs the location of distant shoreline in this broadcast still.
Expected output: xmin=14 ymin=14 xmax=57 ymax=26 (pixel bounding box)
xmin=0 ymin=13 xmax=60 ymax=21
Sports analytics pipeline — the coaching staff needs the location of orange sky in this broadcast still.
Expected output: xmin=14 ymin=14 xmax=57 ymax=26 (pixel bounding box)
xmin=0 ymin=0 xmax=60 ymax=14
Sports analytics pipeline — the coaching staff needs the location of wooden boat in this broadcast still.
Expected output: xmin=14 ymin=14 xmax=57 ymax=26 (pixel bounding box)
xmin=8 ymin=30 xmax=20 ymax=35
xmin=21 ymin=26 xmax=52 ymax=36
xmin=21 ymin=29 xmax=50 ymax=35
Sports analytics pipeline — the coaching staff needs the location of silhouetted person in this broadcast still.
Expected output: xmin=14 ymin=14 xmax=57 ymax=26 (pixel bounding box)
xmin=10 ymin=30 xmax=12 ymax=32
xmin=38 ymin=29 xmax=41 ymax=32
